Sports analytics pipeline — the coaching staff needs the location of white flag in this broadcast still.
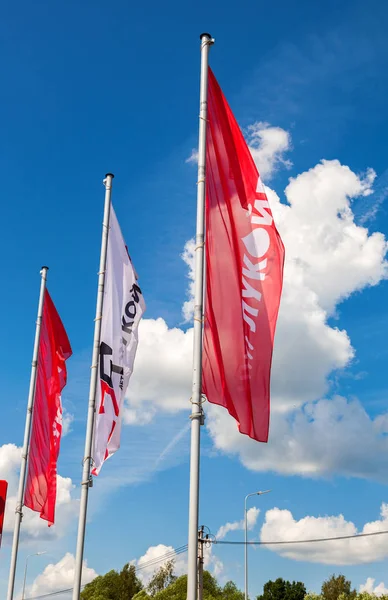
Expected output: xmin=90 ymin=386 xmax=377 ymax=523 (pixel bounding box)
xmin=92 ymin=206 xmax=145 ymax=475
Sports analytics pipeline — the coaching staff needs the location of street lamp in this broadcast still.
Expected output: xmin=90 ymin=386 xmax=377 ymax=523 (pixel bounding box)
xmin=244 ymin=490 xmax=271 ymax=600
xmin=22 ymin=551 xmax=47 ymax=600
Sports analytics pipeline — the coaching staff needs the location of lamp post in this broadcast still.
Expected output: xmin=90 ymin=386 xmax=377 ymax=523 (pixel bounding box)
xmin=244 ymin=490 xmax=271 ymax=600
xmin=22 ymin=551 xmax=47 ymax=600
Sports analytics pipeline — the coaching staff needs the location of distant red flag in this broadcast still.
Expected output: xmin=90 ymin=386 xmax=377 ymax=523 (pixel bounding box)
xmin=202 ymin=68 xmax=285 ymax=442
xmin=24 ymin=290 xmax=72 ymax=525
xmin=0 ymin=480 xmax=8 ymax=547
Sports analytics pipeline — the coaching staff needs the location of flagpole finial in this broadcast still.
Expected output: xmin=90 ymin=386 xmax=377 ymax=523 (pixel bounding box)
xmin=41 ymin=266 xmax=49 ymax=271
xmin=105 ymin=173 xmax=115 ymax=179
xmin=200 ymin=32 xmax=212 ymax=39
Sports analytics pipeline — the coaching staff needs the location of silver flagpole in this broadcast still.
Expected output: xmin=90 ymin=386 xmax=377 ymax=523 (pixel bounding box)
xmin=7 ymin=266 xmax=49 ymax=600
xmin=72 ymin=174 xmax=114 ymax=600
xmin=187 ymin=33 xmax=213 ymax=600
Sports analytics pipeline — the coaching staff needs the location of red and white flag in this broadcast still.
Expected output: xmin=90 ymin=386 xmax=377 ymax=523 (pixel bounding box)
xmin=24 ymin=291 xmax=72 ymax=524
xmin=92 ymin=207 xmax=145 ymax=475
xmin=202 ymin=68 xmax=285 ymax=442
xmin=0 ymin=480 xmax=8 ymax=547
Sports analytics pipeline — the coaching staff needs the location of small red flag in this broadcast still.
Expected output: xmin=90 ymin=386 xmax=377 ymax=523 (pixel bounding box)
xmin=0 ymin=480 xmax=8 ymax=547
xmin=24 ymin=290 xmax=72 ymax=525
xmin=202 ymin=68 xmax=285 ymax=442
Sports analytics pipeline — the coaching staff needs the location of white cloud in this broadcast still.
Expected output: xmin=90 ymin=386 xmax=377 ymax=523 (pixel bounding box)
xmin=186 ymin=123 xmax=292 ymax=182
xmin=62 ymin=408 xmax=74 ymax=436
xmin=134 ymin=506 xmax=255 ymax=586
xmin=260 ymin=503 xmax=388 ymax=565
xmin=275 ymin=160 xmax=385 ymax=314
xmin=1 ymin=444 xmax=79 ymax=545
xmin=204 ymin=507 xmax=260 ymax=581
xmin=124 ymin=318 xmax=192 ymax=421
xmin=204 ymin=545 xmax=224 ymax=580
xmin=186 ymin=149 xmax=199 ymax=164
xmin=135 ymin=544 xmax=186 ymax=584
xmin=181 ymin=239 xmax=195 ymax=322
xmin=27 ymin=552 xmax=97 ymax=598
xmin=360 ymin=578 xmax=388 ymax=596
xmin=207 ymin=158 xmax=388 ymax=479
xmin=207 ymin=396 xmax=388 ymax=480
xmin=246 ymin=122 xmax=292 ymax=180
xmin=216 ymin=507 xmax=259 ymax=540
xmin=128 ymin=132 xmax=388 ymax=482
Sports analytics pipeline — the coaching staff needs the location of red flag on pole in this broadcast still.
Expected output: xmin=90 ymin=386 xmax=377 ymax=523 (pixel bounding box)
xmin=0 ymin=480 xmax=8 ymax=547
xmin=24 ymin=290 xmax=72 ymax=525
xmin=202 ymin=68 xmax=285 ymax=442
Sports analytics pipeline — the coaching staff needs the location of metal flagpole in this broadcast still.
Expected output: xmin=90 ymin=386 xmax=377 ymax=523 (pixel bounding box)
xmin=7 ymin=267 xmax=49 ymax=600
xmin=187 ymin=33 xmax=214 ymax=600
xmin=72 ymin=173 xmax=114 ymax=600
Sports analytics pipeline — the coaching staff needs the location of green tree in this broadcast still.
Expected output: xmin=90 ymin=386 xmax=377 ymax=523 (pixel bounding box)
xmin=81 ymin=564 xmax=142 ymax=600
xmin=136 ymin=570 xmax=226 ymax=600
xmin=119 ymin=564 xmax=143 ymax=599
xmin=258 ymin=578 xmax=306 ymax=600
xmin=304 ymin=594 xmax=322 ymax=600
xmin=148 ymin=560 xmax=177 ymax=596
xmin=258 ymin=578 xmax=286 ymax=600
xmin=321 ymin=575 xmax=356 ymax=600
xmin=81 ymin=570 xmax=122 ymax=600
xmin=222 ymin=581 xmax=245 ymax=600
xmin=202 ymin=570 xmax=222 ymax=600
xmin=285 ymin=581 xmax=306 ymax=600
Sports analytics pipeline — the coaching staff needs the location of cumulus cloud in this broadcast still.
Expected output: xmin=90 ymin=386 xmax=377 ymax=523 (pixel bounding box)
xmin=207 ymin=396 xmax=388 ymax=479
xmin=246 ymin=122 xmax=292 ymax=179
xmin=216 ymin=507 xmax=259 ymax=540
xmin=134 ymin=506 xmax=255 ymax=585
xmin=181 ymin=239 xmax=195 ymax=322
xmin=0 ymin=444 xmax=79 ymax=545
xmin=28 ymin=553 xmax=97 ymax=597
xmin=124 ymin=318 xmax=192 ymax=421
xmin=130 ymin=129 xmax=388 ymax=482
xmin=186 ymin=123 xmax=292 ymax=181
xmin=62 ymin=408 xmax=74 ymax=436
xmin=260 ymin=503 xmax=388 ymax=565
xmin=135 ymin=544 xmax=187 ymax=584
xmin=207 ymin=158 xmax=388 ymax=479
xmin=186 ymin=149 xmax=199 ymax=164
xmin=360 ymin=578 xmax=388 ymax=596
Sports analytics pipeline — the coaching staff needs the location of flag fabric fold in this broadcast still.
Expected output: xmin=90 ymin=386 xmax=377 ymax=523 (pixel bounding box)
xmin=92 ymin=207 xmax=145 ymax=475
xmin=24 ymin=291 xmax=72 ymax=525
xmin=202 ymin=68 xmax=285 ymax=442
xmin=0 ymin=480 xmax=8 ymax=547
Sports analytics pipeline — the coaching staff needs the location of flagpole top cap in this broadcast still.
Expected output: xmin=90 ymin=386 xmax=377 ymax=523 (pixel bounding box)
xmin=200 ymin=33 xmax=212 ymax=40
xmin=105 ymin=173 xmax=115 ymax=179
xmin=41 ymin=266 xmax=49 ymax=271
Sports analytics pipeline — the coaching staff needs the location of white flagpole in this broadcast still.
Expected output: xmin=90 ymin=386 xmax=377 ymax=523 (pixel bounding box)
xmin=7 ymin=266 xmax=49 ymax=600
xmin=72 ymin=174 xmax=114 ymax=600
xmin=187 ymin=33 xmax=214 ymax=600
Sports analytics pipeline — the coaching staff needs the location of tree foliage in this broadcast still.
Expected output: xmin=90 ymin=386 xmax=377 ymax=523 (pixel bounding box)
xmin=81 ymin=563 xmax=142 ymax=600
xmin=321 ymin=575 xmax=356 ymax=600
xmin=257 ymin=578 xmax=306 ymax=600
xmin=148 ymin=560 xmax=177 ymax=596
xmin=80 ymin=558 xmax=386 ymax=600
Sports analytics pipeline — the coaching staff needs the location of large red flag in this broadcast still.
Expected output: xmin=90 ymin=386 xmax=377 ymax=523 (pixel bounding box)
xmin=202 ymin=68 xmax=285 ymax=442
xmin=0 ymin=480 xmax=8 ymax=547
xmin=24 ymin=290 xmax=72 ymax=525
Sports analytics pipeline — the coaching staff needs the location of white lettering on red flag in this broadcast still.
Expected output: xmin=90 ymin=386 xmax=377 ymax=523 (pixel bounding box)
xmin=202 ymin=68 xmax=285 ymax=442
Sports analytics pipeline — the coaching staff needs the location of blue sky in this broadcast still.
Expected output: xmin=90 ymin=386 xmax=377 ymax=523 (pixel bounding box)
xmin=1 ymin=0 xmax=388 ymax=597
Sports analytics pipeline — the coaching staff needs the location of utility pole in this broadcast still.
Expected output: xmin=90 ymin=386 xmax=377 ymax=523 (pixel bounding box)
xmin=197 ymin=526 xmax=205 ymax=600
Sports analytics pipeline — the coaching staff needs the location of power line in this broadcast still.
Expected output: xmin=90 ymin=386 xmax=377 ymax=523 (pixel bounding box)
xmin=25 ymin=529 xmax=388 ymax=599
xmin=25 ymin=545 xmax=189 ymax=599
xmin=136 ymin=545 xmax=188 ymax=572
xmin=212 ymin=529 xmax=388 ymax=546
